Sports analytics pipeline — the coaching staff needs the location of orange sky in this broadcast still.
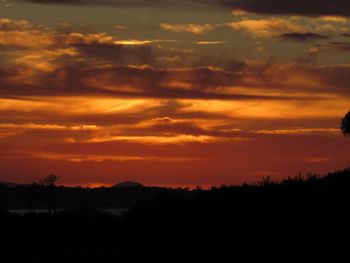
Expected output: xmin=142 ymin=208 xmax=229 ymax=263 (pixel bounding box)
xmin=0 ymin=1 xmax=349 ymax=186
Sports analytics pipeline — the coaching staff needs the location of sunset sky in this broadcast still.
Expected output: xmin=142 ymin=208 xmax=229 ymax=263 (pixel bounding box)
xmin=0 ymin=0 xmax=349 ymax=187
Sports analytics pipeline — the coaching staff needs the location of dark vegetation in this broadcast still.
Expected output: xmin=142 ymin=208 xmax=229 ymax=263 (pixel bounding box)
xmin=1 ymin=168 xmax=350 ymax=262
xmin=341 ymin=110 xmax=350 ymax=136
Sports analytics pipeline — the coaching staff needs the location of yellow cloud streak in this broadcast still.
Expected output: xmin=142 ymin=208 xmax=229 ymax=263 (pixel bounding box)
xmin=226 ymin=18 xmax=304 ymax=37
xmin=160 ymin=23 xmax=214 ymax=34
xmin=253 ymin=128 xmax=340 ymax=135
xmin=0 ymin=123 xmax=98 ymax=131
xmin=87 ymin=134 xmax=235 ymax=144
xmin=180 ymin=97 xmax=350 ymax=119
xmin=2 ymin=150 xmax=200 ymax=163
xmin=0 ymin=93 xmax=348 ymax=123
xmin=196 ymin=41 xmax=227 ymax=45
xmin=0 ymin=31 xmax=55 ymax=48
xmin=0 ymin=97 xmax=162 ymax=115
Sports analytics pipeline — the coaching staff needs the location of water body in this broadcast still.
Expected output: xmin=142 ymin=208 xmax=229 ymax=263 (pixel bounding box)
xmin=9 ymin=208 xmax=128 ymax=216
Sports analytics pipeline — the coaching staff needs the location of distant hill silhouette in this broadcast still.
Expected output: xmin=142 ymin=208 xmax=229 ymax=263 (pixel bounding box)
xmin=112 ymin=181 xmax=144 ymax=188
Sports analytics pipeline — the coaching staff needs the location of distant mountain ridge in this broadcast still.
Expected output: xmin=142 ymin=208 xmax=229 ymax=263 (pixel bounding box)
xmin=112 ymin=181 xmax=144 ymax=188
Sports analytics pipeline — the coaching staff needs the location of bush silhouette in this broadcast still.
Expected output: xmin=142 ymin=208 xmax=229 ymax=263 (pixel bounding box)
xmin=341 ymin=110 xmax=350 ymax=136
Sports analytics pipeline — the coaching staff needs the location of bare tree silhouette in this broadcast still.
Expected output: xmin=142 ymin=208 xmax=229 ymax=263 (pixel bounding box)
xmin=39 ymin=175 xmax=60 ymax=214
xmin=341 ymin=111 xmax=350 ymax=136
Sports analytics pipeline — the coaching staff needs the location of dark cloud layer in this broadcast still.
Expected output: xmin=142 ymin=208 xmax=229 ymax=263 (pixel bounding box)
xmin=2 ymin=59 xmax=350 ymax=101
xmin=221 ymin=0 xmax=350 ymax=17
xmin=313 ymin=41 xmax=350 ymax=53
xmin=22 ymin=0 xmax=350 ymax=17
xmin=280 ymin=32 xmax=329 ymax=42
xmin=72 ymin=43 xmax=154 ymax=66
xmin=328 ymin=42 xmax=350 ymax=51
xmin=0 ymin=63 xmax=306 ymax=100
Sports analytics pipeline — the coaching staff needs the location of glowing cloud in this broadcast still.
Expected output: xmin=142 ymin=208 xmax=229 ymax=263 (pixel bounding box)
xmin=160 ymin=23 xmax=214 ymax=34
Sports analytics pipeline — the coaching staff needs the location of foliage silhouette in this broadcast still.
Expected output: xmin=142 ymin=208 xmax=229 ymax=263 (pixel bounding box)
xmin=341 ymin=110 xmax=350 ymax=136
xmin=39 ymin=174 xmax=60 ymax=187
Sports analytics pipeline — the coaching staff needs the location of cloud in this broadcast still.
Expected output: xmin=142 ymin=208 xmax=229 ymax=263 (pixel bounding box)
xmin=0 ymin=19 xmax=158 ymax=49
xmin=37 ymin=64 xmax=305 ymax=100
xmin=318 ymin=16 xmax=348 ymax=23
xmin=21 ymin=0 xmax=350 ymax=17
xmin=0 ymin=121 xmax=232 ymax=145
xmin=0 ymin=123 xmax=98 ymax=131
xmin=232 ymin=9 xmax=249 ymax=16
xmin=196 ymin=41 xmax=227 ymax=45
xmin=0 ymin=19 xmax=160 ymax=73
xmin=160 ymin=18 xmax=319 ymax=39
xmin=71 ymin=42 xmax=154 ymax=66
xmin=160 ymin=23 xmax=214 ymax=34
xmin=0 ymin=18 xmax=33 ymax=31
xmin=223 ymin=17 xmax=348 ymax=38
xmin=1 ymin=18 xmax=350 ymax=105
xmin=312 ymin=41 xmax=350 ymax=53
xmin=327 ymin=42 xmax=350 ymax=51
xmin=280 ymin=32 xmax=329 ymax=42
xmin=224 ymin=18 xmax=304 ymax=37
xmin=160 ymin=17 xmax=348 ymax=38
xmin=253 ymin=128 xmax=340 ymax=135
xmin=114 ymin=24 xmax=126 ymax=30
xmin=3 ymin=57 xmax=350 ymax=101
xmin=0 ymin=29 xmax=55 ymax=49
xmin=221 ymin=0 xmax=350 ymax=17
xmin=0 ymin=149 xmax=200 ymax=162
xmin=313 ymin=23 xmax=349 ymax=34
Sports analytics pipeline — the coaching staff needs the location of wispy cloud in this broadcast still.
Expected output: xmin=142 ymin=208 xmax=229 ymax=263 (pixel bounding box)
xmin=196 ymin=41 xmax=227 ymax=45
xmin=253 ymin=128 xmax=340 ymax=135
xmin=160 ymin=23 xmax=214 ymax=34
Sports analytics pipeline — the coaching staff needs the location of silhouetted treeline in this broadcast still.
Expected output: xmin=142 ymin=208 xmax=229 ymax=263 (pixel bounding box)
xmin=1 ymin=168 xmax=350 ymax=262
xmin=0 ymin=182 xmax=188 ymax=211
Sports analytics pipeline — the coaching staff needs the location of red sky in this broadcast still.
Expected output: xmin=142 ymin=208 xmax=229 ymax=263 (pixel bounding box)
xmin=0 ymin=0 xmax=349 ymax=187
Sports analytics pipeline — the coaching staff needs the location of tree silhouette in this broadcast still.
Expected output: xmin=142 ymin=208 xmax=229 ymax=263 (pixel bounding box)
xmin=39 ymin=175 xmax=60 ymax=214
xmin=39 ymin=175 xmax=60 ymax=187
xmin=341 ymin=111 xmax=350 ymax=136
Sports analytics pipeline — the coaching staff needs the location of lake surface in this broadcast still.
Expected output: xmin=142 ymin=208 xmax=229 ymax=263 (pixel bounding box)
xmin=9 ymin=208 xmax=128 ymax=216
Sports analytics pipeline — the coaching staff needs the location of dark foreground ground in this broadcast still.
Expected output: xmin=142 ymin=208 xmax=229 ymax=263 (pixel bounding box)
xmin=1 ymin=168 xmax=350 ymax=262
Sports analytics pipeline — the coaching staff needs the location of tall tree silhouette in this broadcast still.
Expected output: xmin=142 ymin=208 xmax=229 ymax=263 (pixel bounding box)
xmin=341 ymin=111 xmax=350 ymax=136
xmin=39 ymin=175 xmax=60 ymax=214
